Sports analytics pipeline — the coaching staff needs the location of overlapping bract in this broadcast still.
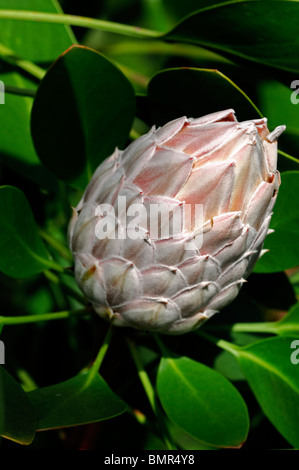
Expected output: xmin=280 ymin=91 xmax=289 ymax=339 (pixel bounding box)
xmin=69 ymin=109 xmax=285 ymax=334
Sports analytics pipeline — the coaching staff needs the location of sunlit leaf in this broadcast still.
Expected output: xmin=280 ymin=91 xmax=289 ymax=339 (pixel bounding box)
xmin=0 ymin=0 xmax=75 ymax=63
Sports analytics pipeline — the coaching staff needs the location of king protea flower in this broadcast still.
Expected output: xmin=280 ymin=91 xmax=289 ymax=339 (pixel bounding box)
xmin=68 ymin=109 xmax=285 ymax=334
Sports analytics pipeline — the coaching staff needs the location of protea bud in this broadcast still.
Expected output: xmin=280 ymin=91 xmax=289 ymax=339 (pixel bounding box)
xmin=68 ymin=109 xmax=285 ymax=334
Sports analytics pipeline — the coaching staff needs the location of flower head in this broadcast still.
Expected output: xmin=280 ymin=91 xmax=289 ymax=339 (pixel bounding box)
xmin=69 ymin=109 xmax=285 ymax=334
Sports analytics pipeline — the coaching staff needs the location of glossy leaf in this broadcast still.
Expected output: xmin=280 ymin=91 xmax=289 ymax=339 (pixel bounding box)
xmin=0 ymin=0 xmax=75 ymax=62
xmin=0 ymin=0 xmax=75 ymax=191
xmin=213 ymin=351 xmax=245 ymax=382
xmin=255 ymin=172 xmax=299 ymax=273
xmin=272 ymin=302 xmax=299 ymax=337
xmin=31 ymin=44 xmax=136 ymax=189
xmin=0 ymin=68 xmax=58 ymax=191
xmin=164 ymin=1 xmax=299 ymax=73
xmin=0 ymin=367 xmax=36 ymax=445
xmin=0 ymin=186 xmax=58 ymax=278
xmin=162 ymin=0 xmax=230 ymax=22
xmin=146 ymin=67 xmax=261 ymax=127
xmin=156 ymin=355 xmax=249 ymax=448
xmin=28 ymin=371 xmax=127 ymax=430
xmin=236 ymin=336 xmax=299 ymax=449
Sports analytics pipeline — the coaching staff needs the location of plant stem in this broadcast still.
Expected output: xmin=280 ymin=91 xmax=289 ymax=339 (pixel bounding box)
xmin=126 ymin=338 xmax=156 ymax=411
xmin=0 ymin=307 xmax=89 ymax=327
xmin=39 ymin=228 xmax=73 ymax=263
xmin=0 ymin=42 xmax=46 ymax=80
xmin=4 ymin=85 xmax=36 ymax=97
xmin=87 ymin=326 xmax=114 ymax=382
xmin=0 ymin=10 xmax=162 ymax=39
xmin=43 ymin=270 xmax=87 ymax=305
xmin=126 ymin=337 xmax=176 ymax=450
xmin=205 ymin=321 xmax=279 ymax=335
xmin=278 ymin=149 xmax=299 ymax=165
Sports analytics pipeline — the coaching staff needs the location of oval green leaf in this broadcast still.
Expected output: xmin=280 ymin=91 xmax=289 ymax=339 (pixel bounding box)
xmin=0 ymin=367 xmax=36 ymax=445
xmin=28 ymin=371 xmax=127 ymax=430
xmin=31 ymin=44 xmax=136 ymax=189
xmin=0 ymin=185 xmax=59 ymax=278
xmin=164 ymin=1 xmax=299 ymax=74
xmin=0 ymin=68 xmax=58 ymax=192
xmin=237 ymin=336 xmax=299 ymax=449
xmin=146 ymin=67 xmax=261 ymax=127
xmin=0 ymin=0 xmax=75 ymax=62
xmin=156 ymin=355 xmax=249 ymax=448
xmin=254 ymin=172 xmax=299 ymax=273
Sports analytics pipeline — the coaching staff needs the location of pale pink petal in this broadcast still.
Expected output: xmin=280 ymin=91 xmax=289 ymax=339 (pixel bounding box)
xmin=121 ymin=229 xmax=155 ymax=269
xmin=217 ymin=256 xmax=250 ymax=287
xmin=177 ymin=161 xmax=235 ymax=221
xmin=121 ymin=138 xmax=157 ymax=182
xmin=200 ymin=212 xmax=244 ymax=257
xmin=165 ymin=311 xmax=212 ymax=334
xmin=172 ymin=282 xmax=218 ymax=317
xmin=141 ymin=265 xmax=187 ymax=297
xmin=163 ymin=121 xmax=238 ymax=157
xmin=214 ymin=225 xmax=256 ymax=269
xmin=74 ymin=254 xmax=106 ymax=306
xmin=263 ymin=139 xmax=278 ymax=173
xmin=155 ymin=116 xmax=187 ymax=143
xmin=243 ymin=174 xmax=279 ymax=230
xmin=116 ymin=298 xmax=181 ymax=331
xmin=229 ymin=136 xmax=268 ymax=211
xmin=142 ymin=195 xmax=185 ymax=240
xmin=82 ymin=148 xmax=120 ymax=205
xmin=133 ymin=147 xmax=194 ymax=197
xmin=189 ymin=109 xmax=237 ymax=125
xmin=154 ymin=236 xmax=199 ymax=266
xmin=206 ymin=281 xmax=243 ymax=311
xmin=98 ymin=257 xmax=141 ymax=307
xmin=178 ymin=255 xmax=221 ymax=286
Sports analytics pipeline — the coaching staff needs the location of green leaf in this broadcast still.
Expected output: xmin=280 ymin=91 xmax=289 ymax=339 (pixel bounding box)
xmin=28 ymin=371 xmax=127 ymax=430
xmin=256 ymin=80 xmax=299 ymax=168
xmin=0 ymin=0 xmax=75 ymax=63
xmin=162 ymin=0 xmax=229 ymax=23
xmin=0 ymin=185 xmax=60 ymax=278
xmin=236 ymin=336 xmax=299 ymax=449
xmin=164 ymin=1 xmax=299 ymax=73
xmin=0 ymin=67 xmax=58 ymax=192
xmin=146 ymin=67 xmax=261 ymax=127
xmin=272 ymin=303 xmax=299 ymax=337
xmin=31 ymin=44 xmax=136 ymax=189
xmin=0 ymin=367 xmax=36 ymax=445
xmin=254 ymin=172 xmax=299 ymax=273
xmin=0 ymin=0 xmax=75 ymax=190
xmin=156 ymin=355 xmax=249 ymax=448
xmin=214 ymin=351 xmax=245 ymax=382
